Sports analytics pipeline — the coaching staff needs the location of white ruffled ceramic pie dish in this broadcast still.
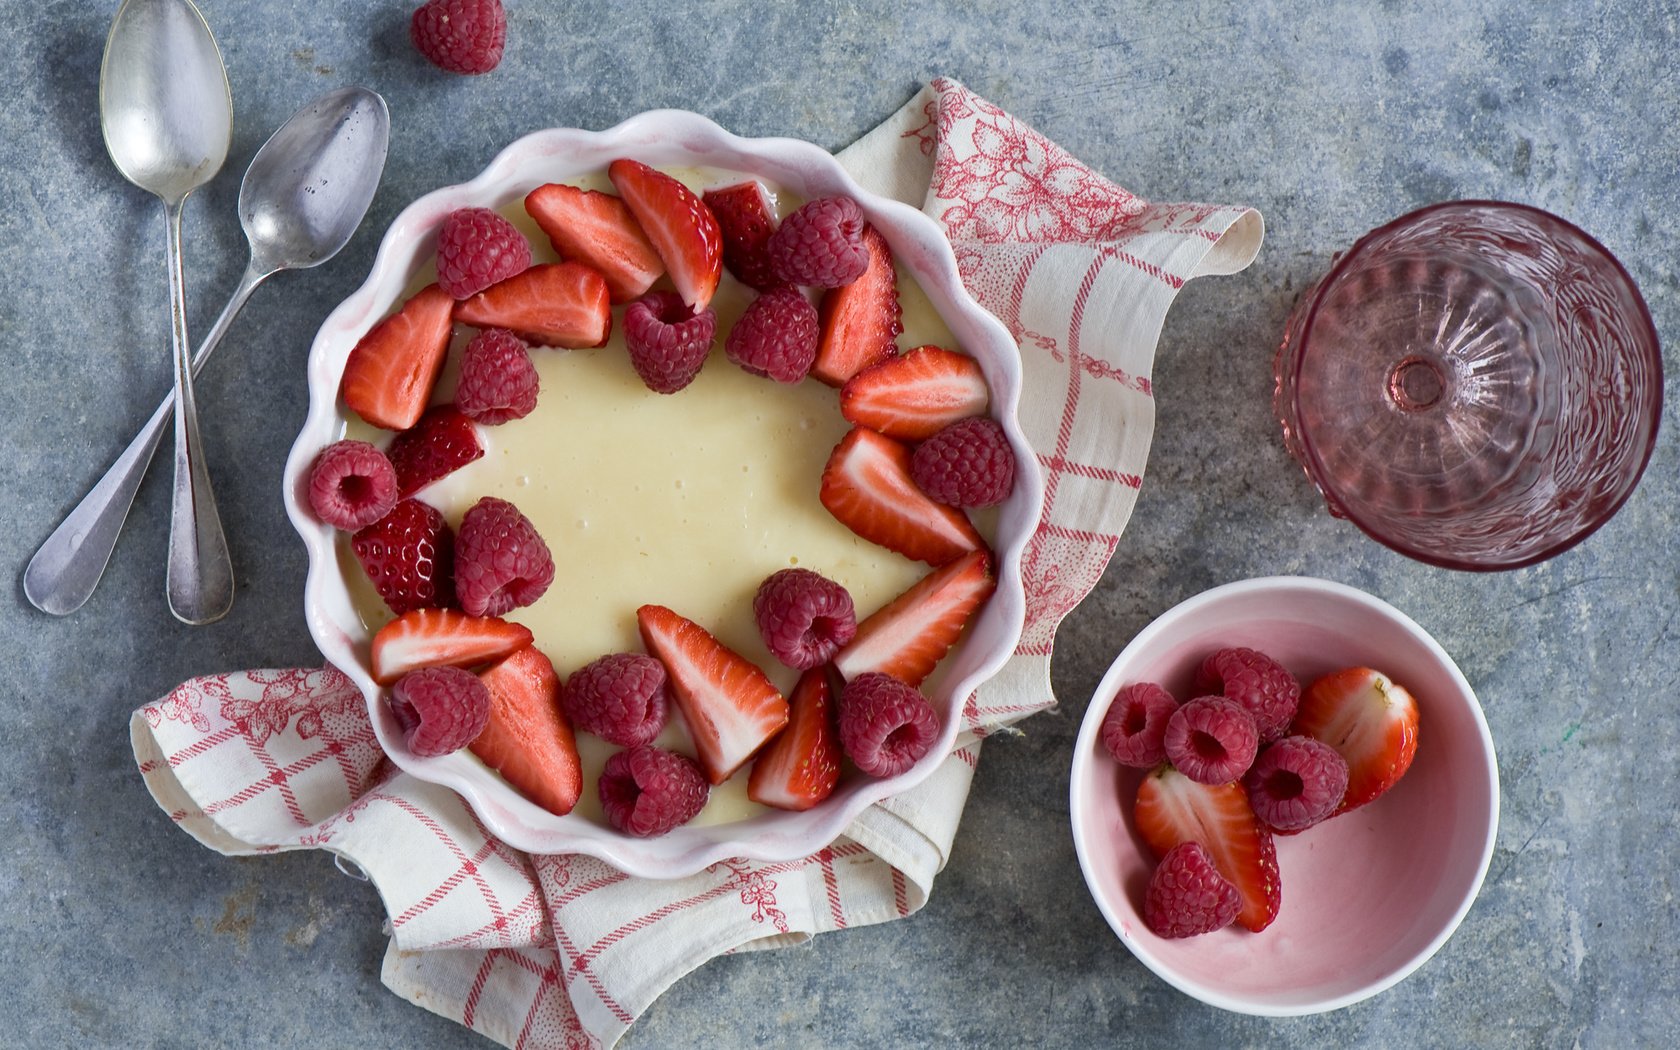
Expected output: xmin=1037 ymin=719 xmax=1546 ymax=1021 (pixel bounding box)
xmin=283 ymin=110 xmax=1042 ymax=878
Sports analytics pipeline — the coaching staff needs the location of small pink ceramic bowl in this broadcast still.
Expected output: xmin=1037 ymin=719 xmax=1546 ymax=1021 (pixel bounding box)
xmin=1069 ymin=576 xmax=1498 ymax=1014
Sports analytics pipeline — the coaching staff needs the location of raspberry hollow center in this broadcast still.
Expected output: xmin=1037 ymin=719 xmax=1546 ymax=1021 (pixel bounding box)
xmin=1264 ymin=769 xmax=1305 ymax=801
xmin=1191 ymin=730 xmax=1228 ymax=761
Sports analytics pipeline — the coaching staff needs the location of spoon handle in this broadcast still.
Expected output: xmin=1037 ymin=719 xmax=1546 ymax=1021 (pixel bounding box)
xmin=22 ymin=259 xmax=266 ymax=617
xmin=162 ymin=197 xmax=234 ymax=625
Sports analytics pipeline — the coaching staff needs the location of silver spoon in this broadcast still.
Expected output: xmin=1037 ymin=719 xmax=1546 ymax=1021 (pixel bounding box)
xmin=95 ymin=0 xmax=232 ymax=625
xmin=24 ymin=86 xmax=391 ymax=617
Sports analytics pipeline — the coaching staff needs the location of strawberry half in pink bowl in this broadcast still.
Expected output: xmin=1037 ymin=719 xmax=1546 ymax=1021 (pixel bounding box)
xmin=1069 ymin=576 xmax=1498 ymax=1013
xmin=282 ymin=111 xmax=1042 ymax=878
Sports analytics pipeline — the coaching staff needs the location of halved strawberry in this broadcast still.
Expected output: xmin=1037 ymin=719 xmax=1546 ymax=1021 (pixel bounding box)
xmin=811 ymin=224 xmax=902 ymax=386
xmin=840 ymin=345 xmax=990 ymax=441
xmin=455 ymin=262 xmax=612 ymax=348
xmin=524 ymin=183 xmax=664 ymax=303
xmin=470 ymin=647 xmax=582 ymax=816
xmin=370 ymin=607 xmax=533 ymax=685
xmin=702 ymin=180 xmax=780 ymax=292
xmin=820 ymin=427 xmax=985 ymax=566
xmin=747 ymin=668 xmax=841 ymax=811
xmin=340 ymin=284 xmax=455 ymax=430
xmin=1134 ymin=766 xmax=1282 ymax=933
xmin=608 ymin=159 xmax=723 ymax=313
xmin=636 ymin=604 xmax=789 ymax=785
xmin=352 ymin=498 xmax=455 ymax=615
xmin=833 ymin=549 xmax=994 ymax=687
xmin=1290 ymin=667 xmax=1420 ymax=815
xmin=385 ymin=406 xmax=484 ymax=497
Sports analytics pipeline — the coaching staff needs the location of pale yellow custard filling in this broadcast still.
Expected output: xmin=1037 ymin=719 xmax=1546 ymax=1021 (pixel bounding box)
xmin=343 ymin=168 xmax=972 ymax=825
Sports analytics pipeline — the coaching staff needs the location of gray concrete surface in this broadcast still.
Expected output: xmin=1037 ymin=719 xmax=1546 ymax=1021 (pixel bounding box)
xmin=4 ymin=1 xmax=1677 ymax=1046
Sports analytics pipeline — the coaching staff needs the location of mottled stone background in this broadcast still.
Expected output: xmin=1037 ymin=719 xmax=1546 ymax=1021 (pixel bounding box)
xmin=2 ymin=1 xmax=1675 ymax=1046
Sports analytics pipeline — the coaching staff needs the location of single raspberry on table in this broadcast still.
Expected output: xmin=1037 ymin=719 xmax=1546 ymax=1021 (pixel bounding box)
xmin=768 ymin=196 xmax=868 ymax=288
xmin=1143 ymin=841 xmax=1242 ymax=939
xmin=436 ymin=206 xmax=530 ymax=299
xmin=598 ymin=745 xmax=710 ymax=837
xmin=411 ymin=0 xmax=507 ymax=75
xmin=725 ymin=286 xmax=820 ymax=383
xmin=1243 ymin=735 xmax=1350 ymax=833
xmin=1194 ymin=646 xmax=1301 ymax=742
xmin=1163 ymin=695 xmax=1259 ymax=785
xmin=838 ymin=672 xmax=939 ymax=778
xmin=308 ymin=440 xmax=399 ymax=530
xmin=454 ymin=496 xmax=554 ymax=617
xmin=352 ymin=498 xmax=456 ymax=614
xmin=1100 ymin=682 xmax=1179 ymax=768
xmin=386 ymin=406 xmax=484 ymax=497
xmin=622 ymin=290 xmax=717 ymax=394
xmin=455 ymin=328 xmax=539 ymax=424
xmin=562 ymin=653 xmax=670 ymax=747
xmin=389 ymin=665 xmax=491 ymax=756
xmin=909 ymin=416 xmax=1017 ymax=509
xmin=753 ymin=568 xmax=857 ymax=670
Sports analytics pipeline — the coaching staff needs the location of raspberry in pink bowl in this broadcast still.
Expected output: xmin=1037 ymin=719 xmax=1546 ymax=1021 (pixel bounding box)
xmin=282 ymin=112 xmax=1044 ymax=878
xmin=1068 ymin=576 xmax=1498 ymax=1014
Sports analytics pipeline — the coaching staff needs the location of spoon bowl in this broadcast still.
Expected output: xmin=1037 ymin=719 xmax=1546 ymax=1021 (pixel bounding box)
xmin=99 ymin=0 xmax=231 ymax=205
xmin=242 ymin=88 xmax=390 ymax=275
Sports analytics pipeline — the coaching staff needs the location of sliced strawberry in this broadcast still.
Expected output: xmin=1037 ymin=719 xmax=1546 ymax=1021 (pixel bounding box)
xmin=747 ymin=668 xmax=841 ymax=811
xmin=470 ymin=647 xmax=582 ymax=816
xmin=1290 ymin=667 xmax=1420 ymax=815
xmin=608 ymin=159 xmax=723 ymax=312
xmin=524 ymin=183 xmax=664 ymax=303
xmin=636 ymin=604 xmax=789 ymax=785
xmin=1134 ymin=766 xmax=1282 ymax=933
xmin=702 ymin=180 xmax=780 ymax=292
xmin=340 ymin=284 xmax=455 ymax=430
xmin=352 ymin=498 xmax=456 ymax=615
xmin=820 ymin=427 xmax=985 ymax=566
xmin=833 ymin=549 xmax=994 ymax=687
xmin=385 ymin=406 xmax=484 ymax=497
xmin=455 ymin=262 xmax=612 ymax=348
xmin=370 ymin=607 xmax=533 ymax=685
xmin=811 ymin=224 xmax=902 ymax=386
xmin=840 ymin=345 xmax=990 ymax=441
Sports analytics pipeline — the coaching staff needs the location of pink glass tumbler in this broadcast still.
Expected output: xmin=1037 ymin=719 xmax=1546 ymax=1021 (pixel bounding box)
xmin=1274 ymin=201 xmax=1663 ymax=570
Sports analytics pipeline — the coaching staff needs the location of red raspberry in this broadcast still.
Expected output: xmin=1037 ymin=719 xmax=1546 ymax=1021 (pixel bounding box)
xmin=454 ymin=496 xmax=553 ymax=617
xmin=1143 ymin=841 xmax=1241 ymax=939
xmin=753 ymin=568 xmax=857 ymax=670
xmin=389 ymin=665 xmax=491 ymax=756
xmin=307 ymin=440 xmax=399 ymax=530
xmin=1099 ymin=682 xmax=1179 ymax=767
xmin=622 ymin=290 xmax=717 ymax=394
xmin=598 ymin=744 xmax=709 ymax=837
xmin=455 ymin=328 xmax=539 ymax=424
xmin=702 ymin=181 xmax=782 ymax=292
xmin=352 ymin=499 xmax=456 ymax=614
xmin=1194 ymin=647 xmax=1301 ymax=743
xmin=410 ymin=0 xmax=507 ymax=76
xmin=1163 ymin=696 xmax=1259 ymax=785
xmin=386 ymin=406 xmax=484 ymax=497
xmin=910 ymin=417 xmax=1017 ymax=508
xmin=725 ymin=286 xmax=819 ymax=383
xmin=838 ymin=672 xmax=940 ymax=778
xmin=435 ymin=207 xmax=530 ymax=299
xmin=767 ymin=197 xmax=868 ymax=288
xmin=1243 ymin=735 xmax=1350 ymax=833
xmin=562 ymin=653 xmax=670 ymax=747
